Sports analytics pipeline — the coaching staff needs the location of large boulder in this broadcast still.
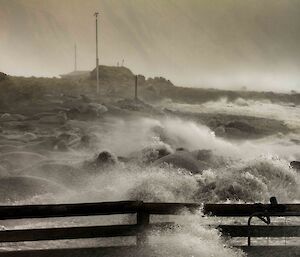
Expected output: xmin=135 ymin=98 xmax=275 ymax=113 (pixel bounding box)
xmin=291 ymin=161 xmax=300 ymax=171
xmin=86 ymin=103 xmax=108 ymax=117
xmin=83 ymin=151 xmax=118 ymax=172
xmin=226 ymin=120 xmax=256 ymax=133
xmin=154 ymin=150 xmax=209 ymax=173
xmin=116 ymin=99 xmax=156 ymax=113
xmin=66 ymin=103 xmax=107 ymax=120
xmin=139 ymin=144 xmax=173 ymax=164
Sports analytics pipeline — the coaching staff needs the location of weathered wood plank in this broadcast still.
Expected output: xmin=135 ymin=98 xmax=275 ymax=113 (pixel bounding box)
xmin=0 ymin=246 xmax=299 ymax=257
xmin=0 ymin=202 xmax=299 ymax=219
xmin=141 ymin=203 xmax=300 ymax=216
xmin=0 ymin=201 xmax=140 ymax=220
xmin=0 ymin=224 xmax=139 ymax=242
xmin=0 ymin=246 xmax=138 ymax=257
xmin=219 ymin=225 xmax=300 ymax=237
xmin=0 ymin=222 xmax=177 ymax=243
xmin=203 ymin=204 xmax=300 ymax=216
xmin=239 ymin=246 xmax=300 ymax=257
xmin=143 ymin=202 xmax=201 ymax=214
xmin=136 ymin=210 xmax=150 ymax=246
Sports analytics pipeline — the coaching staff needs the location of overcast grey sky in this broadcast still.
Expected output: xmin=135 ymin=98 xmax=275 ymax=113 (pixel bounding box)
xmin=0 ymin=0 xmax=300 ymax=92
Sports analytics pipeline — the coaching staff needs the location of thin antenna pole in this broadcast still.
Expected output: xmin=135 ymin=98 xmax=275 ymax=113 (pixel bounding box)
xmin=135 ymin=75 xmax=138 ymax=100
xmin=74 ymin=44 xmax=77 ymax=71
xmin=94 ymin=12 xmax=100 ymax=95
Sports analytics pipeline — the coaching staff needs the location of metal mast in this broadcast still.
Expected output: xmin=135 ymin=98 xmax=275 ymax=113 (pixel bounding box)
xmin=74 ymin=44 xmax=77 ymax=71
xmin=94 ymin=12 xmax=100 ymax=95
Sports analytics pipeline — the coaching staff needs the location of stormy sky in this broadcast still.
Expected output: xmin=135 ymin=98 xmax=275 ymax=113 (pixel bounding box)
xmin=0 ymin=0 xmax=300 ymax=92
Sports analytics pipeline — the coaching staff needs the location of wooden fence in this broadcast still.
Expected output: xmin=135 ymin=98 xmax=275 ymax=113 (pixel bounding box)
xmin=0 ymin=200 xmax=299 ymax=257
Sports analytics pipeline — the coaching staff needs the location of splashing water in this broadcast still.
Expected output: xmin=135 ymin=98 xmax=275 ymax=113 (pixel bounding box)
xmin=1 ymin=114 xmax=299 ymax=256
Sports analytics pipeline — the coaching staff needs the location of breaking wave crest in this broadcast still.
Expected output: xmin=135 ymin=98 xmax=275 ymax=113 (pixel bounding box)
xmin=0 ymin=116 xmax=299 ymax=257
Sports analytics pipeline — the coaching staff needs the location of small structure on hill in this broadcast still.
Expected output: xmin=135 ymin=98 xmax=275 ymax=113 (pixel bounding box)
xmin=60 ymin=70 xmax=90 ymax=80
xmin=90 ymin=65 xmax=134 ymax=81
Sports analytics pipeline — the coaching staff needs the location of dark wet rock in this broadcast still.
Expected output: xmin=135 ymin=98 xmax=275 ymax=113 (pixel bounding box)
xmin=66 ymin=107 xmax=81 ymax=119
xmin=214 ymin=126 xmax=226 ymax=137
xmin=96 ymin=151 xmax=117 ymax=167
xmin=87 ymin=103 xmax=108 ymax=115
xmin=80 ymin=94 xmax=91 ymax=103
xmin=117 ymin=156 xmax=130 ymax=163
xmin=53 ymin=140 xmax=68 ymax=151
xmin=226 ymin=120 xmax=256 ymax=134
xmin=214 ymin=121 xmax=257 ymax=138
xmin=290 ymin=139 xmax=300 ymax=145
xmin=191 ymin=149 xmax=228 ymax=169
xmin=192 ymin=149 xmax=213 ymax=161
xmin=154 ymin=150 xmax=209 ymax=173
xmin=116 ymin=99 xmax=156 ymax=113
xmin=84 ymin=151 xmax=118 ymax=172
xmin=14 ymin=122 xmax=34 ymax=132
xmin=207 ymin=119 xmax=219 ymax=129
xmin=290 ymin=161 xmax=300 ymax=170
xmin=66 ymin=103 xmax=107 ymax=120
xmin=176 ymin=147 xmax=187 ymax=152
xmin=80 ymin=134 xmax=92 ymax=148
xmin=140 ymin=144 xmax=172 ymax=163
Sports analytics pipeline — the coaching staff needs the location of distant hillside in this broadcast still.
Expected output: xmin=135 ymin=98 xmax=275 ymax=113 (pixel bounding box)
xmin=89 ymin=66 xmax=300 ymax=105
xmin=0 ymin=66 xmax=299 ymax=110
xmin=90 ymin=65 xmax=174 ymax=99
xmin=160 ymin=87 xmax=300 ymax=106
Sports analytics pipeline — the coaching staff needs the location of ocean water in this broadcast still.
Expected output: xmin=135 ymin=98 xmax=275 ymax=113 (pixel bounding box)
xmin=0 ymin=99 xmax=299 ymax=256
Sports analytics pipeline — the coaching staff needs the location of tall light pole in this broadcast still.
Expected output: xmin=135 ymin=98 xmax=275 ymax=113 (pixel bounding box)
xmin=74 ymin=43 xmax=77 ymax=71
xmin=94 ymin=12 xmax=100 ymax=95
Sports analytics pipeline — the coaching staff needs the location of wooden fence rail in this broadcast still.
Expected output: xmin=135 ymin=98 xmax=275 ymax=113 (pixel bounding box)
xmin=0 ymin=200 xmax=299 ymax=257
xmin=1 ymin=201 xmax=298 ymax=217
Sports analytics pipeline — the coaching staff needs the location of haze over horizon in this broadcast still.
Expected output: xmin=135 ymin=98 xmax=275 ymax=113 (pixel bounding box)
xmin=1 ymin=0 xmax=300 ymax=92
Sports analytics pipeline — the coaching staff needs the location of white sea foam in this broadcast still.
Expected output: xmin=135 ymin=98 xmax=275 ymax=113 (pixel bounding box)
xmin=1 ymin=105 xmax=299 ymax=256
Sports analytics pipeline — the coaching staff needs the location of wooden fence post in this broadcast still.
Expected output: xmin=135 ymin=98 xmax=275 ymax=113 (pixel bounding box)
xmin=137 ymin=202 xmax=150 ymax=247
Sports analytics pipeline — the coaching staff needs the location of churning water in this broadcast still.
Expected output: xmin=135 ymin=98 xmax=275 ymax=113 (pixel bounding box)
xmin=0 ymin=100 xmax=299 ymax=256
